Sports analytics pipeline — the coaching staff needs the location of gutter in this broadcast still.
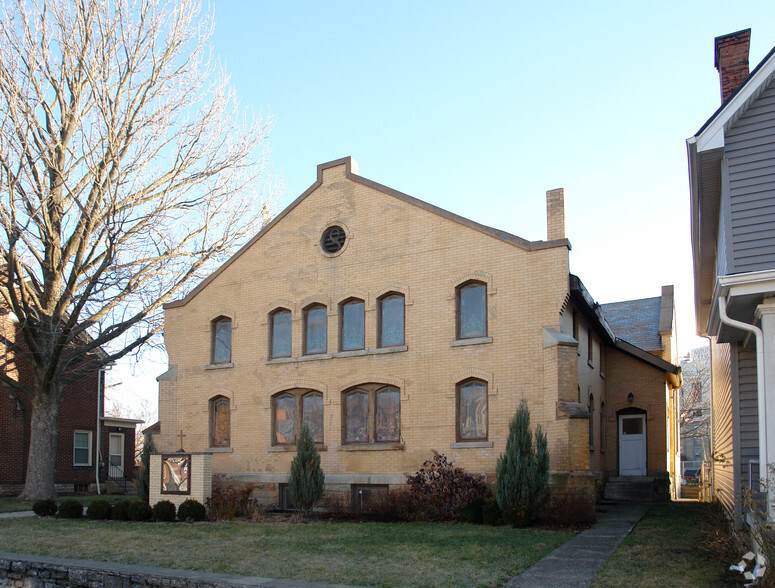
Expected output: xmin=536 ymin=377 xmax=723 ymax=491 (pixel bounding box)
xmin=718 ymin=296 xmax=768 ymax=499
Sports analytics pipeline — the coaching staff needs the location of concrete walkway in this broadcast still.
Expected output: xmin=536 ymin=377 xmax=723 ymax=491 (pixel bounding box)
xmin=505 ymin=501 xmax=651 ymax=588
xmin=0 ymin=510 xmax=34 ymax=518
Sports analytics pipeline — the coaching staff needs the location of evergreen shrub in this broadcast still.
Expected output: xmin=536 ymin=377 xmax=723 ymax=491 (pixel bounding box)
xmin=178 ymin=498 xmax=206 ymax=521
xmin=32 ymin=499 xmax=58 ymax=517
xmin=86 ymin=499 xmax=112 ymax=520
xmin=135 ymin=434 xmax=155 ymax=502
xmin=481 ymin=497 xmax=503 ymax=526
xmin=127 ymin=499 xmax=153 ymax=521
xmin=496 ymin=399 xmax=549 ymax=527
xmin=152 ymin=500 xmax=177 ymax=522
xmin=111 ymin=499 xmax=131 ymax=521
xmin=288 ymin=424 xmax=325 ymax=515
xmin=58 ymin=498 xmax=84 ymax=519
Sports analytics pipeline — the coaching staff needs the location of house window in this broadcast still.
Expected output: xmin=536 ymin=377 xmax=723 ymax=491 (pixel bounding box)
xmin=587 ymin=330 xmax=594 ymax=367
xmin=272 ymin=390 xmax=324 ymax=445
xmin=343 ymin=384 xmax=401 ymax=444
xmin=600 ymin=401 xmax=606 ymax=452
xmin=572 ymin=311 xmax=580 ymax=356
xmin=457 ymin=379 xmax=488 ymax=441
xmin=457 ymin=281 xmax=487 ymax=339
xmin=588 ymin=394 xmax=595 ymax=451
xmin=340 ymin=299 xmax=365 ymax=351
xmin=73 ymin=430 xmax=92 ymax=466
xmin=211 ymin=316 xmax=232 ymax=364
xmin=600 ymin=346 xmax=606 ymax=377
xmin=270 ymin=309 xmax=292 ymax=358
xmin=210 ymin=396 xmax=230 ymax=447
xmin=378 ymin=293 xmax=404 ymax=347
xmin=303 ymin=305 xmax=327 ymax=355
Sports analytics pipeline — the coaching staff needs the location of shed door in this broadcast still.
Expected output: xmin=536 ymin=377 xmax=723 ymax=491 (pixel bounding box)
xmin=619 ymin=414 xmax=647 ymax=476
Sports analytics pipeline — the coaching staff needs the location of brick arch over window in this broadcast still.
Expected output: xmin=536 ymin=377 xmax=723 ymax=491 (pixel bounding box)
xmin=449 ymin=271 xmax=496 ymax=295
xmin=209 ymin=395 xmax=230 ymax=448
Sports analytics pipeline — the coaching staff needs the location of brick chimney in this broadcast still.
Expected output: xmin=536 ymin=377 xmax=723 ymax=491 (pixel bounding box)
xmin=715 ymin=29 xmax=751 ymax=103
xmin=546 ymin=188 xmax=565 ymax=241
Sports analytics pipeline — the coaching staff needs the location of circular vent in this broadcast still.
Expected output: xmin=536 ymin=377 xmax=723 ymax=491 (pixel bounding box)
xmin=321 ymin=225 xmax=346 ymax=254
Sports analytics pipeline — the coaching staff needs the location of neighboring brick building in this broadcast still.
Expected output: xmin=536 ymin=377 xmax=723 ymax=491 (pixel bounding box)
xmin=155 ymin=157 xmax=681 ymax=511
xmin=0 ymin=307 xmax=141 ymax=495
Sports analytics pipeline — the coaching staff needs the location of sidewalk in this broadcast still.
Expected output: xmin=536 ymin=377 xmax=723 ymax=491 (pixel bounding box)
xmin=0 ymin=510 xmax=34 ymax=518
xmin=505 ymin=501 xmax=651 ymax=588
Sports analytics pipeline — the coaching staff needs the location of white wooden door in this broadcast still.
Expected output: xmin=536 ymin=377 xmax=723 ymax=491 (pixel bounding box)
xmin=109 ymin=433 xmax=124 ymax=478
xmin=619 ymin=414 xmax=647 ymax=476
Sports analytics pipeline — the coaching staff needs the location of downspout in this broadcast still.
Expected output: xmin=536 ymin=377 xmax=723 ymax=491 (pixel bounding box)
xmin=718 ymin=296 xmax=767 ymax=499
xmin=96 ymin=368 xmax=104 ymax=495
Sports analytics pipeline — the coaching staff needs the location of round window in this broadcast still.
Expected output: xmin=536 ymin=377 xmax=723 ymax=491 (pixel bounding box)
xmin=320 ymin=225 xmax=346 ymax=254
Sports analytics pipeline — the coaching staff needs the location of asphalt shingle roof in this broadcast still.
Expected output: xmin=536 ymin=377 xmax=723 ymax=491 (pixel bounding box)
xmin=601 ymin=297 xmax=663 ymax=353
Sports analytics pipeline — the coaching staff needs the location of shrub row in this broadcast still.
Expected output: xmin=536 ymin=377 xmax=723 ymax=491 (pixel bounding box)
xmin=32 ymin=498 xmax=206 ymax=522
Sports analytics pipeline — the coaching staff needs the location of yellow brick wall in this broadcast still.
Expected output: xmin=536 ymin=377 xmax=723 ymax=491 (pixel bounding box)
xmin=158 ymin=160 xmax=575 ymax=496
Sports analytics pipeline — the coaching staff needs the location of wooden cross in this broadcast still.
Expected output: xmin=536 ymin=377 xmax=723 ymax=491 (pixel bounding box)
xmin=177 ymin=429 xmax=186 ymax=452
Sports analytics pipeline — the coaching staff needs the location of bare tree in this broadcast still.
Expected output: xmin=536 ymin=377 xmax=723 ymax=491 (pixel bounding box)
xmin=0 ymin=0 xmax=275 ymax=499
xmin=680 ymin=346 xmax=711 ymax=441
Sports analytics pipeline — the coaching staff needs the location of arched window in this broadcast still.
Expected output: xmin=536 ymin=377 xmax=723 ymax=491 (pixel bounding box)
xmin=303 ymin=304 xmax=327 ymax=355
xmin=456 ymin=281 xmax=487 ymax=339
xmin=457 ymin=379 xmax=488 ymax=441
xmin=272 ymin=390 xmax=324 ymax=445
xmin=210 ymin=396 xmax=230 ymax=447
xmin=211 ymin=316 xmax=232 ymax=364
xmin=340 ymin=298 xmax=365 ymax=351
xmin=270 ymin=309 xmax=292 ymax=358
xmin=378 ymin=293 xmax=404 ymax=347
xmin=343 ymin=384 xmax=401 ymax=444
xmin=588 ymin=393 xmax=595 ymax=451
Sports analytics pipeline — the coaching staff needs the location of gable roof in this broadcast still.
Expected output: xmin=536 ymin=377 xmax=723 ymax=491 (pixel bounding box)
xmin=601 ymin=297 xmax=663 ymax=353
xmin=166 ymin=157 xmax=572 ymax=309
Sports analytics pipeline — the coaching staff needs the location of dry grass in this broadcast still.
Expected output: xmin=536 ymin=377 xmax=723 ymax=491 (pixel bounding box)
xmin=0 ymin=517 xmax=572 ymax=587
xmin=592 ymin=501 xmax=742 ymax=587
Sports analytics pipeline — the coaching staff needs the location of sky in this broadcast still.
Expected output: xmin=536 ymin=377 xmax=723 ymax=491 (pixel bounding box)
xmin=106 ymin=0 xmax=775 ymax=420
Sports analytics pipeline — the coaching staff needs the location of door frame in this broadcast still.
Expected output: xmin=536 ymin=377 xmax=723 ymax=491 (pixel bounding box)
xmin=108 ymin=432 xmax=125 ymax=478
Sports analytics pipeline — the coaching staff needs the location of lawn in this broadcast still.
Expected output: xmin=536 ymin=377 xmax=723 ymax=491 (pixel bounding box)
xmin=592 ymin=501 xmax=741 ymax=587
xmin=0 ymin=517 xmax=573 ymax=587
xmin=0 ymin=494 xmax=127 ymax=513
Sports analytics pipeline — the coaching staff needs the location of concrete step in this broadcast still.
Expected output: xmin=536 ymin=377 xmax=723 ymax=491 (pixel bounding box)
xmin=604 ymin=480 xmax=656 ymax=501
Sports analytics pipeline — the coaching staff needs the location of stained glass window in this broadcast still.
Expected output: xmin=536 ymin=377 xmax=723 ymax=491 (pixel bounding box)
xmin=458 ymin=380 xmax=487 ymax=440
xmin=376 ymin=388 xmax=400 ymax=442
xmin=211 ymin=396 xmax=230 ymax=447
xmin=345 ymin=390 xmax=369 ymax=443
xmin=458 ymin=282 xmax=486 ymax=339
xmin=274 ymin=395 xmax=296 ymax=444
xmin=379 ymin=294 xmax=404 ymax=347
xmin=341 ymin=299 xmax=365 ymax=351
xmin=304 ymin=305 xmax=327 ymax=354
xmin=212 ymin=317 xmax=232 ymax=364
xmin=303 ymin=393 xmax=324 ymax=443
xmin=271 ymin=310 xmax=292 ymax=358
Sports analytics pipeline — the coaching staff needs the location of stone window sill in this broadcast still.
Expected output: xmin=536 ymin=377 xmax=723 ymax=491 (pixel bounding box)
xmin=450 ymin=337 xmax=492 ymax=347
xmin=205 ymin=362 xmax=234 ymax=370
xmin=267 ymin=445 xmax=327 ymax=452
xmin=266 ymin=345 xmax=407 ymax=365
xmin=207 ymin=446 xmax=233 ymax=453
xmin=338 ymin=443 xmax=404 ymax=451
xmin=450 ymin=441 xmax=493 ymax=449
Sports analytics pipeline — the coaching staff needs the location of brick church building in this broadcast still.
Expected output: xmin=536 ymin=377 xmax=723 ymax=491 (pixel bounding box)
xmin=153 ymin=157 xmax=681 ymax=512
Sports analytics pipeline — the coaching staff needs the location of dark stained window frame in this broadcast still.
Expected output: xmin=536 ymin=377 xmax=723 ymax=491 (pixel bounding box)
xmin=211 ymin=316 xmax=232 ymax=364
xmin=271 ymin=389 xmax=325 ymax=447
xmin=342 ymin=383 xmax=401 ymax=445
xmin=377 ymin=292 xmax=405 ymax=348
xmin=456 ymin=378 xmax=488 ymax=442
xmin=456 ymin=281 xmax=487 ymax=340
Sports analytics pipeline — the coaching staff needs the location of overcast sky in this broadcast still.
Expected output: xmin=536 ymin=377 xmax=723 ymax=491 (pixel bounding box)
xmin=107 ymin=0 xmax=775 ymax=419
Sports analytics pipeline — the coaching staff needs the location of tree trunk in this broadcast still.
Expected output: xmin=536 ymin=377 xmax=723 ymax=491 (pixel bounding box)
xmin=18 ymin=388 xmax=62 ymax=500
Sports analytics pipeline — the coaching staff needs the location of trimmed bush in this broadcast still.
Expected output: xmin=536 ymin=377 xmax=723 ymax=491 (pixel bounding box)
xmin=32 ymin=499 xmax=58 ymax=517
xmin=405 ymin=451 xmax=491 ymax=521
xmin=288 ymin=424 xmax=325 ymax=515
xmin=496 ymin=399 xmax=549 ymax=527
xmin=127 ymin=499 xmax=153 ymax=521
xmin=111 ymin=499 xmax=131 ymax=521
xmin=152 ymin=500 xmax=177 ymax=522
xmin=86 ymin=499 xmax=112 ymax=520
xmin=178 ymin=499 xmax=206 ymax=522
xmin=459 ymin=496 xmax=485 ymax=524
xmin=58 ymin=498 xmax=84 ymax=519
